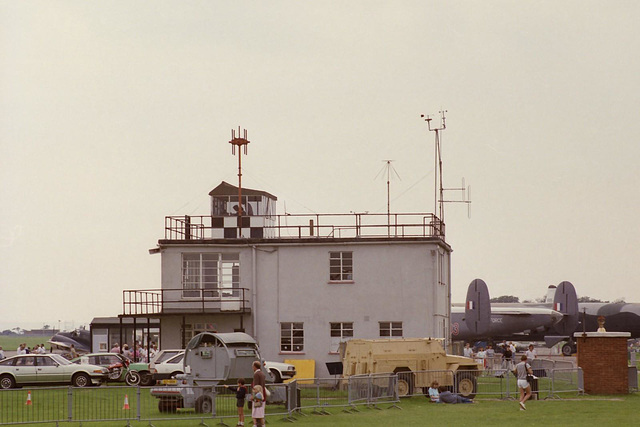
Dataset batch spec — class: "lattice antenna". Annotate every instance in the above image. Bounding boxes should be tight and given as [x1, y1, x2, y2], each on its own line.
[229, 127, 250, 217]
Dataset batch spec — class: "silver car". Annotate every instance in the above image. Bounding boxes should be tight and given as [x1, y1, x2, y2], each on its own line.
[0, 354, 108, 389]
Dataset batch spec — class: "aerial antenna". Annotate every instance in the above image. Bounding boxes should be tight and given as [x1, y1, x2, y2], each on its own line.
[420, 110, 472, 226]
[375, 160, 401, 236]
[229, 127, 250, 217]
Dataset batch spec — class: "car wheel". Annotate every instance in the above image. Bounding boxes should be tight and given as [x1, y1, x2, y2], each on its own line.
[139, 372, 156, 387]
[195, 395, 213, 414]
[455, 371, 477, 399]
[125, 371, 141, 386]
[73, 373, 91, 388]
[0, 375, 16, 389]
[270, 369, 282, 383]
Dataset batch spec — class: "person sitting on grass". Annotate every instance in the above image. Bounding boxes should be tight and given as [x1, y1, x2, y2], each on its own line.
[428, 381, 440, 403]
[437, 386, 474, 404]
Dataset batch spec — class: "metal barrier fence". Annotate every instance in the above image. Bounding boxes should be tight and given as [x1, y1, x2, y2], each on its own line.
[0, 369, 587, 425]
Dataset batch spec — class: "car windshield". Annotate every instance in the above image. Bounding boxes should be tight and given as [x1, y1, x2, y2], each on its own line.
[50, 354, 72, 365]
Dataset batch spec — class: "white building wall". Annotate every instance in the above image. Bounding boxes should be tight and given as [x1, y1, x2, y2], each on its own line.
[159, 239, 451, 377]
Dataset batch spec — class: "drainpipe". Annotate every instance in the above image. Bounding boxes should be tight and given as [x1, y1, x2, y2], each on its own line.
[252, 245, 257, 340]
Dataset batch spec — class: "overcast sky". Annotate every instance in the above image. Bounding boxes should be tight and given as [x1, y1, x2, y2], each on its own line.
[2, 1, 639, 331]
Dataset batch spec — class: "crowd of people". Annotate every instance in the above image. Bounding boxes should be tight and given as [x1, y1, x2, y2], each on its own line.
[109, 341, 158, 363]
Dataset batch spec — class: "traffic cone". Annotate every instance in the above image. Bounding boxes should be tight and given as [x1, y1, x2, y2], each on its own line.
[25, 391, 33, 406]
[122, 394, 130, 410]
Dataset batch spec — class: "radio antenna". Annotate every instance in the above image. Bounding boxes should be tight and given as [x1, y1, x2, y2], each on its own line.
[229, 127, 250, 217]
[375, 160, 401, 236]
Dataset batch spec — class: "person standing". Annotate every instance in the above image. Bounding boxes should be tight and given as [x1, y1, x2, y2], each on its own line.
[0, 346, 5, 360]
[250, 385, 265, 427]
[463, 343, 474, 358]
[224, 378, 248, 426]
[525, 344, 537, 362]
[514, 355, 534, 410]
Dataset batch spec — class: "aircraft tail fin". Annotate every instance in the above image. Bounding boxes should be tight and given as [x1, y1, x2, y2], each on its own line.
[465, 278, 491, 336]
[553, 281, 579, 335]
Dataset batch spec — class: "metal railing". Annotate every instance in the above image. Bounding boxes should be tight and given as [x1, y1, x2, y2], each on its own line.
[0, 369, 589, 425]
[163, 212, 445, 241]
[122, 287, 250, 316]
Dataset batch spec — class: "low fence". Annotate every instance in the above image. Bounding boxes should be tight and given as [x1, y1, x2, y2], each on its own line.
[0, 369, 585, 425]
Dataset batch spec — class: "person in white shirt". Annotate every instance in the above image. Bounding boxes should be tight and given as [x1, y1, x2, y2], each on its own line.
[463, 343, 474, 358]
[0, 346, 5, 360]
[17, 344, 26, 355]
[525, 344, 537, 362]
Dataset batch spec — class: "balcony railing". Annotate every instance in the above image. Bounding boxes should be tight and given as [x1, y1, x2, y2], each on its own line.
[163, 212, 445, 241]
[122, 287, 250, 316]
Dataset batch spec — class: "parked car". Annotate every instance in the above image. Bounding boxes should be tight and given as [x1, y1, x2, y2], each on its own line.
[151, 352, 185, 381]
[71, 352, 130, 382]
[0, 354, 108, 389]
[265, 361, 297, 383]
[126, 349, 185, 386]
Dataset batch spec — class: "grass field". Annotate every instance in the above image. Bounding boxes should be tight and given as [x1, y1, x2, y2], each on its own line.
[1, 388, 638, 427]
[0, 335, 53, 352]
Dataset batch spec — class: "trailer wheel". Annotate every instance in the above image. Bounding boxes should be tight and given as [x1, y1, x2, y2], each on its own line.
[455, 371, 477, 399]
[195, 395, 213, 414]
[561, 343, 574, 356]
[395, 371, 414, 397]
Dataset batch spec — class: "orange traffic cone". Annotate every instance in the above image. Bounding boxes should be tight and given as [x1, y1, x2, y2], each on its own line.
[25, 391, 33, 406]
[122, 394, 130, 410]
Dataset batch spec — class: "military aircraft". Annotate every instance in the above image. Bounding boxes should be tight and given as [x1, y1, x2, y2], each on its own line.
[452, 279, 640, 355]
[48, 329, 91, 355]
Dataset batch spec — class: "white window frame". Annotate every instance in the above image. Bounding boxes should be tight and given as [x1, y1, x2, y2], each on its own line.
[280, 322, 304, 353]
[329, 251, 353, 282]
[329, 322, 353, 353]
[181, 253, 240, 298]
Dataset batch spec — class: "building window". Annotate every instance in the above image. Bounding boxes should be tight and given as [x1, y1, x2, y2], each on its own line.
[182, 253, 239, 298]
[379, 321, 403, 337]
[329, 251, 353, 281]
[330, 322, 353, 353]
[280, 322, 304, 352]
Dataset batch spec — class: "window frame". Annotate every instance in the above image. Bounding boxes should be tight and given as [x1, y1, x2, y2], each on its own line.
[329, 322, 354, 354]
[181, 253, 240, 298]
[280, 322, 304, 353]
[379, 321, 403, 337]
[329, 251, 354, 283]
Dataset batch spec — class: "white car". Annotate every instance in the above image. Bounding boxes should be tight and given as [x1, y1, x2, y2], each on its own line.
[151, 351, 185, 381]
[265, 361, 296, 383]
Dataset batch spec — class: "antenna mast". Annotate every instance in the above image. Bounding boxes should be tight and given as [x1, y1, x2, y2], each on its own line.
[420, 111, 472, 226]
[229, 127, 250, 217]
[421, 110, 447, 222]
[375, 160, 401, 236]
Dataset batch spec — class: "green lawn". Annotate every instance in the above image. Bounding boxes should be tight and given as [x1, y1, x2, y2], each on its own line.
[1, 389, 638, 427]
[0, 335, 53, 352]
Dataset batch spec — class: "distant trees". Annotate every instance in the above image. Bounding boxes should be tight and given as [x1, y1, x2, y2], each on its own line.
[490, 295, 520, 303]
[578, 296, 625, 303]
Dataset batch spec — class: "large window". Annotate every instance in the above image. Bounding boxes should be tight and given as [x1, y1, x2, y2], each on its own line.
[330, 322, 353, 353]
[329, 251, 353, 281]
[182, 253, 239, 298]
[280, 322, 304, 352]
[379, 321, 403, 337]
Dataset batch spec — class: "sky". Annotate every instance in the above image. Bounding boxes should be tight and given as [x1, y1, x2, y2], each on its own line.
[1, 1, 639, 331]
